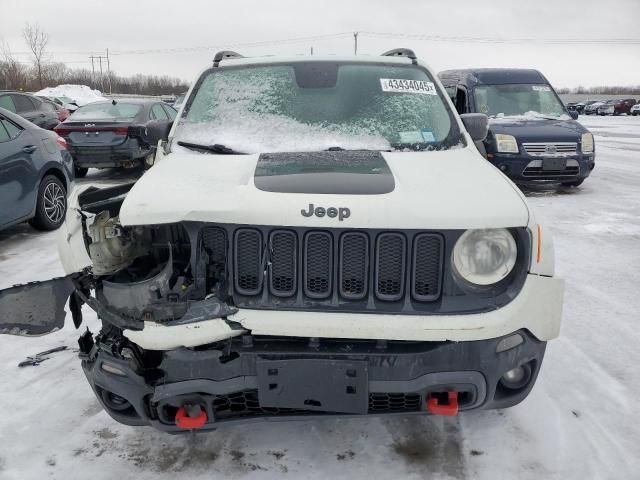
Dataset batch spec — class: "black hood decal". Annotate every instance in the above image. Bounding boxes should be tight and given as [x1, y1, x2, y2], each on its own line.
[254, 151, 395, 195]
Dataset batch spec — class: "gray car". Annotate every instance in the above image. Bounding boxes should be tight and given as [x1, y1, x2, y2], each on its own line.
[54, 99, 177, 177]
[0, 91, 59, 130]
[0, 107, 74, 231]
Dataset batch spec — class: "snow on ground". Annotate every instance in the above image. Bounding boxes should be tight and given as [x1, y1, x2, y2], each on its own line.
[34, 84, 107, 106]
[0, 116, 639, 479]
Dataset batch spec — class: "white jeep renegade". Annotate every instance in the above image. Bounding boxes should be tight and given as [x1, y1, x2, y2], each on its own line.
[0, 49, 564, 431]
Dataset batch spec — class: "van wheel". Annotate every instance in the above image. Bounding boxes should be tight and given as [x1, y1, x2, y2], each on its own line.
[74, 165, 88, 178]
[561, 179, 584, 187]
[29, 175, 67, 231]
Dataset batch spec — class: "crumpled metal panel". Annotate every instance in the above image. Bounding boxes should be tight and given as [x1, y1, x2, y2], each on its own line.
[0, 276, 75, 336]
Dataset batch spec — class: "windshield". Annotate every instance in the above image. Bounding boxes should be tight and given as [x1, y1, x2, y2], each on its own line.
[72, 102, 142, 120]
[173, 62, 463, 153]
[474, 84, 567, 119]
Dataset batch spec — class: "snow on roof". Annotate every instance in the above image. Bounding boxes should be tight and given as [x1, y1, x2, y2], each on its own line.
[34, 84, 106, 106]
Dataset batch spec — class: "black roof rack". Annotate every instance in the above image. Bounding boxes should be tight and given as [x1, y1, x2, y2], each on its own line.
[381, 48, 417, 64]
[213, 50, 244, 67]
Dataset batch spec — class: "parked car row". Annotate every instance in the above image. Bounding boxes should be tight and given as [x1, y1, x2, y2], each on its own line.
[581, 98, 638, 115]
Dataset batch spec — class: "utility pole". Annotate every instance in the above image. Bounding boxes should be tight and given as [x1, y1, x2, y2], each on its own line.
[90, 56, 96, 89]
[98, 56, 104, 92]
[106, 48, 112, 95]
[354, 32, 358, 55]
[310, 46, 314, 56]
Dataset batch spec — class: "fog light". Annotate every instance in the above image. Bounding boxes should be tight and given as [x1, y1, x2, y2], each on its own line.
[504, 366, 525, 383]
[500, 363, 532, 390]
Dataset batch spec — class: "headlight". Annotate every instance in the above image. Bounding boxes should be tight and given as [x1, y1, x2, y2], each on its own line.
[495, 134, 519, 153]
[581, 133, 594, 153]
[452, 229, 517, 286]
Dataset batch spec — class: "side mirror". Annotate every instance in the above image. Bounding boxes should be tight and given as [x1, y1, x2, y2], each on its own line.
[459, 113, 489, 142]
[569, 110, 579, 120]
[145, 120, 173, 145]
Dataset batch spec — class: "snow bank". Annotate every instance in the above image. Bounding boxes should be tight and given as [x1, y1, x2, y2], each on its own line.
[35, 84, 107, 106]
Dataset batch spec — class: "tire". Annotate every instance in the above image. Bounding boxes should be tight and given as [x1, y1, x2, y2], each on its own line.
[74, 165, 88, 178]
[29, 175, 67, 231]
[561, 179, 584, 188]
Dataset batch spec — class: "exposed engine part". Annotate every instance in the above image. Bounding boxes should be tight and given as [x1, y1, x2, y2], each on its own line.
[100, 250, 175, 319]
[87, 211, 151, 275]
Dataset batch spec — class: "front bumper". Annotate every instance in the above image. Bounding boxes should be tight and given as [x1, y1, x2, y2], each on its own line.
[488, 152, 595, 183]
[82, 329, 547, 432]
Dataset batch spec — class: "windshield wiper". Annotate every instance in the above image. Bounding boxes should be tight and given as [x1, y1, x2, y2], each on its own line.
[177, 141, 244, 154]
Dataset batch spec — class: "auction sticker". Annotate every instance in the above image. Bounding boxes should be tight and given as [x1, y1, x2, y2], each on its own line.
[381, 78, 437, 95]
[531, 85, 551, 92]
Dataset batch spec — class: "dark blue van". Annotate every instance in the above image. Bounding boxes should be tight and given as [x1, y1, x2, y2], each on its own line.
[438, 69, 595, 186]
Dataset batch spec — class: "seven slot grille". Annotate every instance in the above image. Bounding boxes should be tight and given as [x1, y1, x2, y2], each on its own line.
[218, 227, 444, 303]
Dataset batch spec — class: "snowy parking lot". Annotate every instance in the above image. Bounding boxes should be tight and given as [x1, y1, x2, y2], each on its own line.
[0, 115, 638, 480]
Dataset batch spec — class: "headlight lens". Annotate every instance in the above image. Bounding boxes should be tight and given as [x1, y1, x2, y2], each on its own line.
[452, 229, 517, 286]
[495, 134, 519, 153]
[581, 133, 594, 153]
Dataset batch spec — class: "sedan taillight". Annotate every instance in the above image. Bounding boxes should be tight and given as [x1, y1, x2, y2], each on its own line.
[56, 136, 68, 149]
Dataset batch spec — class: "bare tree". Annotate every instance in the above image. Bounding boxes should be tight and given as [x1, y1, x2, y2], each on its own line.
[22, 23, 49, 89]
[0, 39, 28, 90]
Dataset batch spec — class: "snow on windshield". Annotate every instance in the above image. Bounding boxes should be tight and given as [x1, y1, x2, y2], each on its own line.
[174, 64, 455, 153]
[490, 111, 571, 123]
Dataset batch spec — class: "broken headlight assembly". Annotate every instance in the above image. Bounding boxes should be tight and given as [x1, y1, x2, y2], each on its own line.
[451, 228, 518, 289]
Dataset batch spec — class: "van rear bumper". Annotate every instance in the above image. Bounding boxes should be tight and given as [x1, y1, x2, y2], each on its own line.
[82, 329, 546, 432]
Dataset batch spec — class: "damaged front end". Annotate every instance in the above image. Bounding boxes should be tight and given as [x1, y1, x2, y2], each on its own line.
[0, 182, 242, 347]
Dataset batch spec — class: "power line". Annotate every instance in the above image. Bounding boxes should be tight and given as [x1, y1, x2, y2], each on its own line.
[359, 31, 640, 45]
[6, 31, 639, 61]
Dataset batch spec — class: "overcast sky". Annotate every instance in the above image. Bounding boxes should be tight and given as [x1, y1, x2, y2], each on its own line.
[1, 0, 639, 89]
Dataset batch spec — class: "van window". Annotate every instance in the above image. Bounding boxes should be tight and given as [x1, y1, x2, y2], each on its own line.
[474, 84, 566, 118]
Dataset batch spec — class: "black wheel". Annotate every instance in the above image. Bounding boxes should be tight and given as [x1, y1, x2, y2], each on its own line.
[29, 175, 67, 230]
[74, 165, 88, 178]
[561, 179, 584, 187]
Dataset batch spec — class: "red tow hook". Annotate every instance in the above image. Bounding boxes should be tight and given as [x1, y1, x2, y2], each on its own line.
[175, 404, 208, 429]
[427, 391, 459, 416]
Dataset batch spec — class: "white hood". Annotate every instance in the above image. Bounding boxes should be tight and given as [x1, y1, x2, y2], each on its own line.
[119, 146, 529, 230]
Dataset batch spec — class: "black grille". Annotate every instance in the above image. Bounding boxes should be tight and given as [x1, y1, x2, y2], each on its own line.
[201, 227, 227, 263]
[412, 234, 443, 301]
[375, 233, 406, 301]
[205, 225, 448, 312]
[339, 233, 369, 299]
[234, 229, 263, 295]
[368, 392, 422, 412]
[269, 230, 297, 297]
[211, 389, 422, 419]
[304, 232, 333, 299]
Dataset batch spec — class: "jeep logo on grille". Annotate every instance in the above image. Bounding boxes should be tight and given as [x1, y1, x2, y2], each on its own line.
[301, 203, 350, 221]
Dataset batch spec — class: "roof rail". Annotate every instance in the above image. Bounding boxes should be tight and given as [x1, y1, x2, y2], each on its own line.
[381, 48, 417, 65]
[213, 50, 244, 67]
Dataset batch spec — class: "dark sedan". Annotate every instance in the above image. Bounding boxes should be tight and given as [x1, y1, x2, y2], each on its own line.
[54, 99, 176, 177]
[0, 91, 59, 130]
[0, 107, 73, 231]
